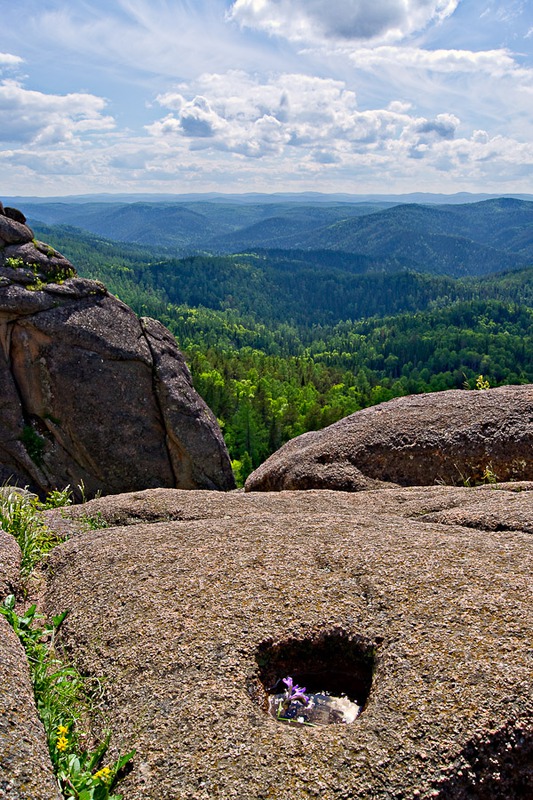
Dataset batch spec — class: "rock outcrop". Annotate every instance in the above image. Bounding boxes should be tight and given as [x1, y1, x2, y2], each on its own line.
[32, 484, 532, 800]
[0, 204, 235, 496]
[245, 384, 533, 492]
[0, 202, 76, 283]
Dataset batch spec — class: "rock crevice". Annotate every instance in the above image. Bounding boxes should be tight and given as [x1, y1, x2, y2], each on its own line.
[139, 317, 181, 489]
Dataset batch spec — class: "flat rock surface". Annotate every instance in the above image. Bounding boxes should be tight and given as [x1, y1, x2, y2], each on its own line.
[42, 485, 533, 799]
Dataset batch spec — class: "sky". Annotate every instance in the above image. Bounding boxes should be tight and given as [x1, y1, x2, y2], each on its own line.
[1, 0, 532, 197]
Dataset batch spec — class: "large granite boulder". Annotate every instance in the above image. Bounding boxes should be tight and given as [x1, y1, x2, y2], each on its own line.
[37, 484, 532, 800]
[245, 384, 533, 492]
[0, 206, 235, 496]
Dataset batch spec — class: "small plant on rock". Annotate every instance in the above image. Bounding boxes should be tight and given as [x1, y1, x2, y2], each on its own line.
[21, 424, 46, 466]
[475, 374, 491, 390]
[4, 256, 26, 269]
[1, 595, 135, 800]
[277, 676, 309, 718]
[43, 486, 73, 509]
[0, 487, 65, 577]
[481, 463, 499, 484]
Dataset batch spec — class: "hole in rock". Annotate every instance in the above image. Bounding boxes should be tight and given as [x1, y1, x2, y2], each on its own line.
[255, 629, 379, 727]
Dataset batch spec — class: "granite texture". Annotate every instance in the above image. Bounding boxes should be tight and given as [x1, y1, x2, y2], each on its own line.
[39, 485, 532, 800]
[245, 385, 533, 492]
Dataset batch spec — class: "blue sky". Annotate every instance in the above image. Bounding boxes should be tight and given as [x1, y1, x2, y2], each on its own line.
[1, 0, 532, 196]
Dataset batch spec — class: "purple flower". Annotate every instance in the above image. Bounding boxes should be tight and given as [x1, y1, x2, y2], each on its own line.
[282, 676, 309, 706]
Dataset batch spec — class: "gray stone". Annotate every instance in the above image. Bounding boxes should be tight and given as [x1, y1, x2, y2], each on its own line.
[245, 385, 533, 492]
[1, 241, 75, 278]
[0, 204, 75, 281]
[0, 267, 234, 497]
[3, 208, 27, 225]
[0, 216, 34, 246]
[41, 485, 532, 800]
[141, 317, 233, 489]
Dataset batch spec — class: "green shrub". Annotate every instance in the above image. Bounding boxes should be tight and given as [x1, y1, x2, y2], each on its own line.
[21, 425, 46, 466]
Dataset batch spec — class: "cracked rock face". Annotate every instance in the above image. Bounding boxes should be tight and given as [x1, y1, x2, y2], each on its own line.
[245, 384, 533, 491]
[0, 208, 234, 496]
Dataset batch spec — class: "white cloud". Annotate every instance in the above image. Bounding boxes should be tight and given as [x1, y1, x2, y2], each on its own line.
[414, 113, 460, 140]
[347, 45, 532, 78]
[4, 116, 533, 197]
[138, 68, 533, 193]
[228, 0, 460, 44]
[0, 52, 23, 68]
[0, 80, 115, 146]
[1, 2, 532, 196]
[148, 72, 363, 158]
[147, 71, 467, 162]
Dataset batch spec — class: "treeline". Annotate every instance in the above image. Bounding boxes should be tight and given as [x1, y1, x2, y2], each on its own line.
[35, 225, 533, 483]
[177, 300, 532, 482]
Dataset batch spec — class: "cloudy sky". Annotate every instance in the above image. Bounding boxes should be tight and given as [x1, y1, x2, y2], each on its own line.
[1, 0, 532, 196]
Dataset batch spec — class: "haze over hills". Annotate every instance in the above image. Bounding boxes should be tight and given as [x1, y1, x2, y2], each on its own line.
[23, 196, 533, 278]
[22, 200, 385, 252]
[5, 191, 533, 205]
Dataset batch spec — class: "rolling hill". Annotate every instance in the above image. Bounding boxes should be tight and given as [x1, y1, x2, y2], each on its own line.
[27, 218, 533, 481]
[24, 197, 533, 278]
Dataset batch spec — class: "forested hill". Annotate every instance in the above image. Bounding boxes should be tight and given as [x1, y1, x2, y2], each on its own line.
[24, 200, 386, 252]
[33, 221, 533, 483]
[33, 225, 533, 329]
[26, 197, 533, 277]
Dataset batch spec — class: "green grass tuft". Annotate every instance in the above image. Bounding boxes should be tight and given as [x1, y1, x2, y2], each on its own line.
[0, 488, 66, 577]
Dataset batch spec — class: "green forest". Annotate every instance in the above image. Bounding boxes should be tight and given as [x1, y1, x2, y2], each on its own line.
[34, 223, 533, 484]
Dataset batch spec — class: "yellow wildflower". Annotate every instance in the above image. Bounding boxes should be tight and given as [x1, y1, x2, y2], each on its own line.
[57, 725, 69, 735]
[93, 765, 112, 783]
[56, 736, 69, 752]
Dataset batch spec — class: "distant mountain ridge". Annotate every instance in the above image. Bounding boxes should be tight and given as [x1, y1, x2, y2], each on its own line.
[5, 191, 533, 204]
[24, 196, 533, 278]
[268, 198, 533, 277]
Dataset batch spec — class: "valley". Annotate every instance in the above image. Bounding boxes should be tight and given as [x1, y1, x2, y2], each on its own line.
[26, 195, 533, 483]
